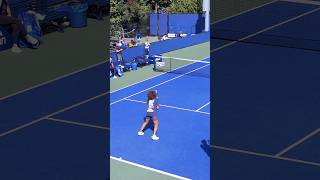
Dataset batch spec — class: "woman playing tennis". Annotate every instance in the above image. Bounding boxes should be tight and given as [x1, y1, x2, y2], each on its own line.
[138, 90, 160, 141]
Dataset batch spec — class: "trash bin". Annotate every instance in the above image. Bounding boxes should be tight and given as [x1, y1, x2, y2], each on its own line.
[68, 3, 88, 28]
[131, 63, 137, 70]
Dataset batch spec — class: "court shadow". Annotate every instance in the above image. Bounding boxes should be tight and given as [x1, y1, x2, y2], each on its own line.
[200, 139, 211, 157]
[142, 118, 155, 133]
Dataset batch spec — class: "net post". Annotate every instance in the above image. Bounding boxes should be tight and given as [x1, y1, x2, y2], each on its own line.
[170, 57, 172, 72]
[203, 0, 210, 32]
[153, 57, 156, 71]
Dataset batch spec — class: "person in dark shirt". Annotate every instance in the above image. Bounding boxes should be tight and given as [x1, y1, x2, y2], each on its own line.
[110, 57, 117, 79]
[0, 0, 38, 53]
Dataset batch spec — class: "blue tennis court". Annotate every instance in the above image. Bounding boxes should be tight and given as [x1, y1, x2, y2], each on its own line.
[212, 0, 320, 179]
[110, 57, 211, 179]
[0, 62, 109, 179]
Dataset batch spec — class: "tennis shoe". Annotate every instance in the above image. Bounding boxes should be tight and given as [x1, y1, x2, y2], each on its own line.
[11, 46, 22, 53]
[151, 134, 159, 141]
[138, 131, 144, 136]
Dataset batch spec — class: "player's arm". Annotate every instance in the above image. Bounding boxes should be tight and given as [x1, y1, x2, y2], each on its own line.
[155, 90, 160, 109]
[155, 99, 160, 109]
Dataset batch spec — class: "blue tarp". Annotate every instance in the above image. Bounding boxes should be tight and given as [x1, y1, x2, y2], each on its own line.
[150, 13, 206, 35]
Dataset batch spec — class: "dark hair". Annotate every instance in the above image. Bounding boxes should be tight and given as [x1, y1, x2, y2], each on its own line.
[147, 91, 157, 101]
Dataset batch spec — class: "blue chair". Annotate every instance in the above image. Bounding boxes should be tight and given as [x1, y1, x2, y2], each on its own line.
[35, 0, 70, 32]
[112, 51, 132, 72]
[135, 55, 148, 67]
[122, 57, 134, 71]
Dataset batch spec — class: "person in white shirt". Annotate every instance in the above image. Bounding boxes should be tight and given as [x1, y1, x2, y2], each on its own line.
[138, 90, 160, 140]
[144, 38, 150, 55]
[161, 34, 168, 41]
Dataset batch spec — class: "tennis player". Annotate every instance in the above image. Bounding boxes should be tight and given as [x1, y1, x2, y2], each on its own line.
[138, 90, 160, 141]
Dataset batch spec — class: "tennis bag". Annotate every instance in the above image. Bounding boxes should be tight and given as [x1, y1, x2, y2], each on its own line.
[18, 11, 43, 49]
[116, 65, 124, 77]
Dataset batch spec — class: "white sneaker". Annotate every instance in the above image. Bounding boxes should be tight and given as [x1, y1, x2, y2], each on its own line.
[151, 134, 159, 141]
[138, 131, 144, 136]
[25, 34, 39, 45]
[11, 46, 22, 53]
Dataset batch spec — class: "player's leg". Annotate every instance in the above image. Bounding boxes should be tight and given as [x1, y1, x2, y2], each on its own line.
[151, 116, 159, 140]
[138, 116, 150, 136]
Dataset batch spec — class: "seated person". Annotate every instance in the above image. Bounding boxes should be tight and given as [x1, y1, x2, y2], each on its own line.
[178, 31, 187, 38]
[0, 0, 39, 53]
[128, 39, 136, 48]
[161, 34, 168, 41]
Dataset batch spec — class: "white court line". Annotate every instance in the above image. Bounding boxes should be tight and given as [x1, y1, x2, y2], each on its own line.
[281, 0, 320, 5]
[195, 102, 210, 112]
[213, 145, 320, 167]
[47, 117, 109, 130]
[0, 92, 107, 138]
[110, 64, 210, 106]
[110, 156, 192, 180]
[110, 56, 210, 94]
[0, 61, 107, 101]
[275, 128, 320, 157]
[211, 7, 320, 53]
[124, 98, 210, 115]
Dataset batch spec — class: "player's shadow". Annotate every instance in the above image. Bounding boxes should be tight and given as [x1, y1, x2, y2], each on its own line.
[200, 139, 211, 157]
[142, 118, 155, 132]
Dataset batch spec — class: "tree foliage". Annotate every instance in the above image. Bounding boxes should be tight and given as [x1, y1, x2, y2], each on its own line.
[110, 0, 149, 37]
[110, 0, 125, 36]
[168, 0, 203, 14]
[146, 0, 172, 12]
[110, 0, 204, 37]
[123, 0, 149, 29]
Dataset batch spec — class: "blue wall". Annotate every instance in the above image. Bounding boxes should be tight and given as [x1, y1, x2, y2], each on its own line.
[150, 14, 168, 36]
[0, 26, 13, 51]
[150, 13, 205, 36]
[112, 32, 209, 64]
[149, 32, 209, 56]
[122, 45, 145, 62]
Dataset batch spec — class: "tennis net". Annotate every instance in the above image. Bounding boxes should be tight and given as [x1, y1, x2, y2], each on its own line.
[212, 26, 320, 51]
[153, 56, 210, 78]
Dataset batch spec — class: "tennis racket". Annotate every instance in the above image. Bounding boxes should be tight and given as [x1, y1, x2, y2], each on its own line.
[155, 90, 160, 109]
